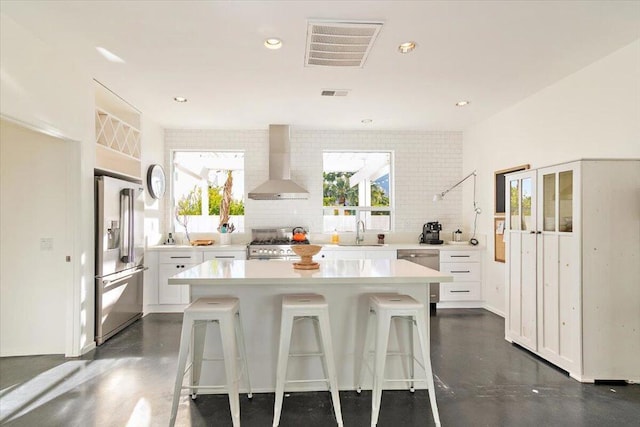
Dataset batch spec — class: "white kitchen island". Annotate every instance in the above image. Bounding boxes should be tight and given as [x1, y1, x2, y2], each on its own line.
[169, 259, 453, 393]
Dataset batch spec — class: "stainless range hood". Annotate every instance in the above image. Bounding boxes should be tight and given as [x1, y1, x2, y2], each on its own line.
[248, 125, 309, 200]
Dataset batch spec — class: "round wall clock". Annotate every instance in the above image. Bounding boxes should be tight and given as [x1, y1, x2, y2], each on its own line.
[147, 164, 166, 199]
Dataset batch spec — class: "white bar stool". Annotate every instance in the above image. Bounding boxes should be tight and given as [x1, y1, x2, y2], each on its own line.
[273, 294, 343, 427]
[170, 297, 252, 427]
[356, 294, 440, 427]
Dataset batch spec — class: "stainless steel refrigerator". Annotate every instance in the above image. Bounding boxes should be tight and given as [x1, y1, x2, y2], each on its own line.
[95, 175, 145, 345]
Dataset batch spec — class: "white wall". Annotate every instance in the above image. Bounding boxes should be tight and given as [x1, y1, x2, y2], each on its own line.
[141, 116, 165, 246]
[1, 13, 95, 356]
[463, 39, 640, 316]
[164, 129, 465, 241]
[1, 14, 168, 355]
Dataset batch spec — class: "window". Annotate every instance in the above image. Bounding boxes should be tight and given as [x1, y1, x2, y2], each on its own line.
[172, 151, 244, 235]
[322, 151, 392, 232]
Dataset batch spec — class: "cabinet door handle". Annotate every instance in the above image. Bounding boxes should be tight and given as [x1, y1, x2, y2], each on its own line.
[451, 290, 470, 293]
[214, 256, 235, 259]
[450, 255, 470, 258]
[451, 270, 470, 273]
[170, 256, 192, 259]
[530, 231, 536, 234]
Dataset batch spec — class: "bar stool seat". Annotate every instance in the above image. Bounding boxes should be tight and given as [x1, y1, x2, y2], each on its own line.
[357, 293, 440, 427]
[170, 297, 252, 427]
[273, 294, 343, 427]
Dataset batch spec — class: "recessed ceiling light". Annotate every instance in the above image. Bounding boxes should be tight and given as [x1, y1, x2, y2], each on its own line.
[264, 38, 283, 50]
[398, 41, 417, 54]
[174, 97, 188, 103]
[361, 119, 373, 124]
[455, 100, 470, 107]
[96, 46, 125, 63]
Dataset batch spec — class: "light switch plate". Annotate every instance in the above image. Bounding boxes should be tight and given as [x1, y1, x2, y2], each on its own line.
[40, 238, 53, 251]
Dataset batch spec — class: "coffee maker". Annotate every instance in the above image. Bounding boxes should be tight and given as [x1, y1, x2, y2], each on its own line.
[420, 221, 443, 245]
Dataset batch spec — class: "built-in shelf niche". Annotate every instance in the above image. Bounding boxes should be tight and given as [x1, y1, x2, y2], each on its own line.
[94, 80, 142, 179]
[95, 108, 141, 158]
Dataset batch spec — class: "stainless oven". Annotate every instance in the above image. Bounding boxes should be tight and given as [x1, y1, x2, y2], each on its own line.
[247, 245, 297, 260]
[247, 227, 309, 260]
[397, 249, 440, 311]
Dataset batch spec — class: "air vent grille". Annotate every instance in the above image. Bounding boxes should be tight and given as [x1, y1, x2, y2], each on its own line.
[305, 20, 383, 68]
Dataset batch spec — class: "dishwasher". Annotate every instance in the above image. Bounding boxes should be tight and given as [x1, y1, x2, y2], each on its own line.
[397, 249, 440, 313]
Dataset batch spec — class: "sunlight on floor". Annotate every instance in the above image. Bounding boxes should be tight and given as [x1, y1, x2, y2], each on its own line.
[125, 397, 151, 427]
[0, 358, 134, 423]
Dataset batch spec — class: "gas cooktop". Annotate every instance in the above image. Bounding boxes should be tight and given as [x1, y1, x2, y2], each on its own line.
[250, 238, 309, 245]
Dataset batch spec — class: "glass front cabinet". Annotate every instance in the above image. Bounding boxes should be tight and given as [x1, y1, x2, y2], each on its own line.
[504, 159, 640, 383]
[505, 161, 581, 373]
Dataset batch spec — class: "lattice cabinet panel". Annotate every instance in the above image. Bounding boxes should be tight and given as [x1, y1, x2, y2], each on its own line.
[95, 108, 141, 160]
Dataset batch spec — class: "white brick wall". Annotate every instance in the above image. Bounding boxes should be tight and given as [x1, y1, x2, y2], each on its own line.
[164, 128, 463, 238]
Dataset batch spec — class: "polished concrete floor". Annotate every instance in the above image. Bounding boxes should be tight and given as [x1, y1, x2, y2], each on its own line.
[1, 309, 639, 426]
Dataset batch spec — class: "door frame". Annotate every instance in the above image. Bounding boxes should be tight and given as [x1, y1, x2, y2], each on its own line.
[1, 114, 83, 357]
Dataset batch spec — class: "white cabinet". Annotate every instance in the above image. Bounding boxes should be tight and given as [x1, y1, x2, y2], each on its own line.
[505, 159, 640, 382]
[146, 247, 247, 313]
[439, 250, 482, 302]
[158, 251, 203, 305]
[505, 167, 540, 352]
[94, 81, 142, 179]
[202, 250, 246, 261]
[318, 248, 396, 260]
[365, 249, 397, 260]
[319, 249, 364, 260]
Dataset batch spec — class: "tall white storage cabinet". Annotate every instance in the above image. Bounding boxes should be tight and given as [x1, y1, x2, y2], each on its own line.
[505, 159, 639, 382]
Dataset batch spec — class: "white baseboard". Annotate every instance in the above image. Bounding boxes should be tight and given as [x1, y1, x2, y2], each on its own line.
[482, 304, 505, 318]
[436, 301, 483, 309]
[145, 304, 187, 314]
[77, 342, 96, 356]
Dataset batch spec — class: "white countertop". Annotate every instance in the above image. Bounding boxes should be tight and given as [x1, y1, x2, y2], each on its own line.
[322, 242, 482, 251]
[169, 259, 453, 286]
[148, 244, 248, 251]
[148, 242, 482, 251]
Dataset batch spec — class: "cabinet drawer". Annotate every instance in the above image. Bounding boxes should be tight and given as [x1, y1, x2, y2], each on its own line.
[439, 262, 481, 281]
[203, 251, 246, 261]
[440, 251, 480, 263]
[440, 282, 481, 301]
[159, 251, 203, 264]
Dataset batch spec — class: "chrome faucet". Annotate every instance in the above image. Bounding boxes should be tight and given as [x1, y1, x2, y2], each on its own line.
[356, 220, 365, 245]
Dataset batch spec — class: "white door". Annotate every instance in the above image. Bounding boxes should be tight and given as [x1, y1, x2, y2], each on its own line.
[536, 163, 580, 370]
[505, 170, 538, 351]
[0, 119, 74, 356]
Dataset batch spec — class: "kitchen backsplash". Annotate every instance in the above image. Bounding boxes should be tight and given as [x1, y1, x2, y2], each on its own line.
[164, 128, 463, 238]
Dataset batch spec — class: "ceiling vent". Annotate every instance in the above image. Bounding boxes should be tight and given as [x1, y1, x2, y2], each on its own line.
[305, 20, 383, 68]
[321, 89, 350, 97]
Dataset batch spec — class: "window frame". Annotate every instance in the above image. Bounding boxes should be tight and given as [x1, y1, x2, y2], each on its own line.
[170, 149, 245, 233]
[322, 150, 394, 232]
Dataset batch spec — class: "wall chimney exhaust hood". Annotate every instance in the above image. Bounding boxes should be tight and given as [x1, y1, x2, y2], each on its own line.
[248, 125, 309, 200]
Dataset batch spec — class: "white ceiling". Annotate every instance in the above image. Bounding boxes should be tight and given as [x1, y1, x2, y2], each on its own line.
[2, 1, 639, 131]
